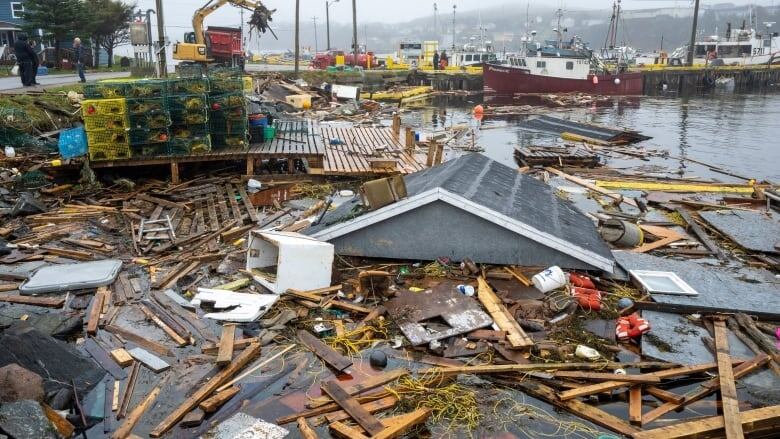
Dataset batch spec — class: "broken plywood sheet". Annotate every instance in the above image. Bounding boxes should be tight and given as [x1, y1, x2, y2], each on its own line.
[641, 311, 779, 402]
[385, 282, 493, 346]
[699, 210, 780, 254]
[612, 251, 780, 317]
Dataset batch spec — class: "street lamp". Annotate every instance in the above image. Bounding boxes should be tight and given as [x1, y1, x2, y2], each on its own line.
[326, 0, 339, 51]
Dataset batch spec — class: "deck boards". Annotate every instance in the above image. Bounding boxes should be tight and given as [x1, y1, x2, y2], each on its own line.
[89, 120, 424, 177]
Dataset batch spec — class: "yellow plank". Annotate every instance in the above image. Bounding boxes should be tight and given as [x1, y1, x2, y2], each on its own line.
[595, 180, 756, 193]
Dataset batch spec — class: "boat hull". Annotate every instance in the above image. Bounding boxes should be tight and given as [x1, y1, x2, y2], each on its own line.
[484, 63, 644, 95]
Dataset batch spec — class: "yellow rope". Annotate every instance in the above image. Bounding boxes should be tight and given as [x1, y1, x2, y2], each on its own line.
[324, 322, 389, 356]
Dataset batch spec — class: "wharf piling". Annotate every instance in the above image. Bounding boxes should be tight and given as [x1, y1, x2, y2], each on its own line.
[642, 66, 780, 95]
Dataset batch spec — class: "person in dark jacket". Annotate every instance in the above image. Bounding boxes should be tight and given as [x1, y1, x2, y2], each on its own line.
[13, 33, 37, 86]
[73, 37, 86, 83]
[432, 50, 439, 70]
[29, 39, 40, 85]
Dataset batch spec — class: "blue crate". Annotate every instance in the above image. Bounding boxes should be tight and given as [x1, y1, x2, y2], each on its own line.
[58, 126, 88, 158]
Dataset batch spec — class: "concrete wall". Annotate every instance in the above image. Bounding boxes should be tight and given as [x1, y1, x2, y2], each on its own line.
[328, 200, 595, 270]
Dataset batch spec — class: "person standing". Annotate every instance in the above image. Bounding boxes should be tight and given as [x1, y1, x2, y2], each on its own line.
[432, 50, 439, 71]
[13, 33, 37, 86]
[440, 50, 448, 69]
[29, 39, 40, 85]
[73, 37, 86, 83]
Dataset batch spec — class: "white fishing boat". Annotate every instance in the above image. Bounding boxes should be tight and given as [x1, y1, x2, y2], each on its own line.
[673, 21, 780, 66]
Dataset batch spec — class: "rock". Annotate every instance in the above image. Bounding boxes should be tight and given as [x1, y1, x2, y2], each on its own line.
[11, 192, 47, 217]
[369, 350, 388, 368]
[0, 400, 58, 439]
[0, 363, 45, 403]
[48, 388, 74, 410]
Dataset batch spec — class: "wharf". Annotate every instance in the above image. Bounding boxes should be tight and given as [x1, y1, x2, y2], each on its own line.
[641, 64, 780, 95]
[89, 120, 425, 182]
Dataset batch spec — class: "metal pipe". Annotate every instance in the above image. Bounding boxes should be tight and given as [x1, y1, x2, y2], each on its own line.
[687, 0, 700, 66]
[294, 0, 300, 75]
[155, 0, 167, 77]
[352, 0, 357, 66]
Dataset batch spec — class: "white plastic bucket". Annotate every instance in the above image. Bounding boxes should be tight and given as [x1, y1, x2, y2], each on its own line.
[532, 266, 567, 293]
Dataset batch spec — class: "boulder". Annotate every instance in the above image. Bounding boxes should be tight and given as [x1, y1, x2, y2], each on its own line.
[0, 363, 45, 403]
[0, 400, 57, 439]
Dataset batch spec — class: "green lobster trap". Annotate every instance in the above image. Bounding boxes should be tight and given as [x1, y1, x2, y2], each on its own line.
[128, 128, 169, 145]
[82, 98, 127, 116]
[83, 113, 129, 131]
[208, 92, 245, 110]
[83, 82, 129, 99]
[169, 136, 212, 155]
[126, 79, 168, 98]
[169, 78, 210, 95]
[126, 98, 167, 115]
[86, 128, 129, 147]
[131, 143, 170, 158]
[129, 110, 172, 129]
[210, 133, 248, 150]
[209, 77, 244, 94]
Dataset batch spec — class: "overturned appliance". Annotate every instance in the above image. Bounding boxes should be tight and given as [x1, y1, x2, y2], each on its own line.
[246, 231, 334, 294]
[193, 288, 279, 322]
[306, 153, 614, 272]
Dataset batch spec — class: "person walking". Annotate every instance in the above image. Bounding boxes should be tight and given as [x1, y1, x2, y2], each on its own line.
[440, 50, 448, 69]
[432, 50, 440, 71]
[13, 33, 37, 87]
[73, 37, 86, 83]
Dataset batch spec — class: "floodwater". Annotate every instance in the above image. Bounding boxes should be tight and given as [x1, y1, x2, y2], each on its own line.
[403, 93, 780, 182]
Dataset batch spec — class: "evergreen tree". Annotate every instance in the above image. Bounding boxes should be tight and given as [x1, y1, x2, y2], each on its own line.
[22, 0, 85, 68]
[86, 0, 135, 67]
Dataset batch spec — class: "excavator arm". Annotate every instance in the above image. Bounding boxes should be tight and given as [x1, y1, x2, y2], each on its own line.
[192, 0, 275, 45]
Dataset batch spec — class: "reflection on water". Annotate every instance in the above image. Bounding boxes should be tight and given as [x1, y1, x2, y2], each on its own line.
[402, 93, 780, 181]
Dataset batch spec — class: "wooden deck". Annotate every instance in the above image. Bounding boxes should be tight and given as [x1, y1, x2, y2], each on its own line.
[318, 125, 425, 175]
[88, 119, 425, 180]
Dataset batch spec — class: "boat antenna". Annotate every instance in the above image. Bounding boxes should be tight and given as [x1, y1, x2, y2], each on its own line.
[452, 4, 457, 50]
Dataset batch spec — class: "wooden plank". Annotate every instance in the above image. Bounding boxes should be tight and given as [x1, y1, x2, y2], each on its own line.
[0, 294, 64, 307]
[642, 354, 769, 425]
[117, 361, 140, 420]
[42, 403, 75, 438]
[127, 347, 170, 373]
[104, 325, 173, 357]
[137, 194, 188, 211]
[206, 194, 219, 231]
[297, 417, 319, 439]
[308, 369, 408, 408]
[201, 336, 264, 354]
[111, 348, 134, 367]
[323, 395, 399, 423]
[215, 186, 231, 223]
[198, 385, 240, 413]
[150, 343, 262, 437]
[179, 408, 205, 427]
[321, 380, 385, 436]
[237, 185, 259, 222]
[713, 319, 745, 439]
[329, 420, 369, 439]
[216, 324, 237, 367]
[544, 166, 639, 208]
[476, 277, 533, 349]
[558, 362, 729, 401]
[112, 380, 120, 411]
[629, 386, 642, 426]
[297, 330, 353, 372]
[553, 371, 662, 383]
[633, 404, 780, 439]
[633, 225, 685, 253]
[138, 303, 188, 346]
[111, 386, 160, 439]
[86, 287, 107, 335]
[644, 386, 684, 404]
[419, 361, 678, 377]
[225, 184, 243, 221]
[373, 408, 431, 439]
[83, 338, 128, 380]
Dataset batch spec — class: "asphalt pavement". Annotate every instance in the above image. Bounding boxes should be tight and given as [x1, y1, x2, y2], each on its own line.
[0, 71, 131, 92]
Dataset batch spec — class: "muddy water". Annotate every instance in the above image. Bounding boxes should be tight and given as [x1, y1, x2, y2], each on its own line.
[401, 93, 780, 182]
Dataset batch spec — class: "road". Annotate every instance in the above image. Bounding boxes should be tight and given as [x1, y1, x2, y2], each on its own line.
[0, 71, 131, 92]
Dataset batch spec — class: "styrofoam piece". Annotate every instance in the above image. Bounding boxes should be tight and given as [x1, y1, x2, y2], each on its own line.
[192, 288, 279, 322]
[207, 412, 288, 439]
[19, 259, 122, 294]
[246, 231, 334, 295]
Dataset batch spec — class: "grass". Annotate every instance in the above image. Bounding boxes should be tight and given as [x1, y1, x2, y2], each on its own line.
[0, 90, 82, 133]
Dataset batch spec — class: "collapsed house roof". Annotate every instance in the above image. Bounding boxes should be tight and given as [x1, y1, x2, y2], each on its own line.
[307, 153, 614, 272]
[518, 115, 651, 144]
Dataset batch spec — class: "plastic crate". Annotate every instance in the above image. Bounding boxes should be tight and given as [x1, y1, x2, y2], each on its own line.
[88, 143, 132, 161]
[211, 133, 248, 150]
[129, 128, 169, 145]
[131, 143, 169, 158]
[129, 110, 171, 129]
[169, 78, 210, 95]
[126, 98, 167, 115]
[127, 79, 168, 98]
[58, 126, 87, 158]
[83, 113, 129, 131]
[209, 77, 243, 94]
[169, 136, 212, 155]
[86, 129, 129, 147]
[83, 82, 129, 99]
[82, 98, 127, 116]
[208, 92, 245, 110]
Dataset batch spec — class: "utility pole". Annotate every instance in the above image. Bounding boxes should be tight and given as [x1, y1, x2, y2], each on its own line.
[433, 2, 438, 38]
[352, 0, 358, 67]
[312, 17, 318, 53]
[146, 9, 155, 67]
[295, 0, 300, 75]
[452, 4, 456, 50]
[154, 0, 166, 77]
[326, 0, 339, 51]
[686, 0, 700, 66]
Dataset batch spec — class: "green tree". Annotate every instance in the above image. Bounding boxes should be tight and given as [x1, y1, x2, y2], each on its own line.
[22, 0, 85, 68]
[86, 0, 135, 67]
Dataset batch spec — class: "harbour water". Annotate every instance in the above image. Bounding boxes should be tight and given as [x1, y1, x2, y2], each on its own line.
[405, 93, 780, 182]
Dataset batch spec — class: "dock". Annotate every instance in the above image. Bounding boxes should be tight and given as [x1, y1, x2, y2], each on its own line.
[89, 119, 426, 182]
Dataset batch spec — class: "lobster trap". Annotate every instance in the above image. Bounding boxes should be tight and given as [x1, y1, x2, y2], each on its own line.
[126, 98, 167, 115]
[126, 79, 168, 98]
[83, 113, 129, 131]
[208, 92, 245, 110]
[129, 110, 172, 129]
[82, 99, 127, 116]
[169, 78, 210, 95]
[131, 143, 170, 158]
[128, 128, 169, 145]
[83, 82, 129, 99]
[88, 142, 132, 161]
[86, 128, 129, 147]
[169, 135, 212, 155]
[209, 77, 244, 94]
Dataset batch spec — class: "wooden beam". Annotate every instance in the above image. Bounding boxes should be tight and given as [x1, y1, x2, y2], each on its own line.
[111, 386, 161, 439]
[138, 304, 188, 346]
[307, 369, 408, 408]
[632, 404, 780, 439]
[373, 408, 431, 439]
[713, 319, 745, 439]
[216, 344, 295, 392]
[559, 362, 731, 401]
[297, 417, 319, 439]
[419, 361, 678, 377]
[216, 324, 237, 367]
[117, 361, 140, 420]
[149, 343, 262, 437]
[323, 395, 399, 423]
[632, 225, 685, 253]
[329, 421, 369, 439]
[198, 385, 240, 413]
[298, 330, 353, 372]
[553, 371, 662, 384]
[644, 386, 684, 405]
[0, 294, 64, 307]
[201, 336, 263, 354]
[476, 277, 533, 349]
[642, 354, 769, 425]
[544, 166, 639, 208]
[110, 348, 133, 367]
[321, 380, 385, 436]
[104, 325, 173, 357]
[629, 386, 642, 426]
[86, 287, 107, 335]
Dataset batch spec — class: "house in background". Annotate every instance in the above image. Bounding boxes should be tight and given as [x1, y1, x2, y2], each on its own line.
[0, 0, 25, 59]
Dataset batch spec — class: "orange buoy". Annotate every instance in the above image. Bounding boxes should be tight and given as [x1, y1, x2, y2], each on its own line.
[473, 104, 484, 115]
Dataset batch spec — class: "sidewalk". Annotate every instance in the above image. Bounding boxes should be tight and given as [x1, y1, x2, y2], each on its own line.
[0, 71, 131, 91]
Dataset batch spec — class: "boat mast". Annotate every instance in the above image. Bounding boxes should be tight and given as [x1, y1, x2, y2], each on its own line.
[452, 4, 457, 50]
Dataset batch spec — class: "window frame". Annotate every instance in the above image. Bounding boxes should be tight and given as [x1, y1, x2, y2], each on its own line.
[629, 270, 699, 296]
[10, 2, 23, 19]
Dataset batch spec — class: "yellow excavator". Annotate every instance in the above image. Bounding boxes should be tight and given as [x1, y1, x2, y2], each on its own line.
[172, 0, 276, 65]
